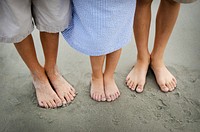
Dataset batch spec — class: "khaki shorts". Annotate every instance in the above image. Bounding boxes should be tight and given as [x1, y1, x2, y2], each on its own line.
[174, 0, 197, 3]
[0, 0, 71, 43]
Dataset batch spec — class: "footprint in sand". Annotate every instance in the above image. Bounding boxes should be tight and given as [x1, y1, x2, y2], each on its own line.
[156, 99, 168, 110]
[173, 92, 181, 99]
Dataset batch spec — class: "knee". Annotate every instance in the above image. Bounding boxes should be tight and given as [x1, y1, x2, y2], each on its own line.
[137, 0, 153, 6]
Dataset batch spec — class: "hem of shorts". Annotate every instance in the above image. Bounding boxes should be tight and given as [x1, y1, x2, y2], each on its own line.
[64, 37, 131, 56]
[173, 0, 197, 3]
[0, 27, 34, 43]
[36, 24, 69, 33]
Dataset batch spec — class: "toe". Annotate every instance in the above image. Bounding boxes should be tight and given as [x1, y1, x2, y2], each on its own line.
[166, 82, 171, 90]
[117, 91, 120, 96]
[129, 81, 134, 89]
[94, 94, 98, 101]
[93, 94, 97, 101]
[50, 100, 57, 108]
[47, 102, 53, 109]
[65, 94, 72, 103]
[67, 93, 74, 101]
[63, 100, 67, 106]
[96, 95, 100, 101]
[69, 90, 76, 97]
[115, 93, 119, 99]
[136, 85, 144, 93]
[171, 80, 177, 88]
[54, 98, 62, 107]
[101, 95, 106, 101]
[43, 102, 49, 109]
[91, 93, 95, 100]
[127, 80, 132, 87]
[98, 95, 102, 102]
[38, 101, 44, 108]
[160, 84, 169, 92]
[111, 95, 116, 101]
[126, 76, 130, 82]
[59, 95, 67, 106]
[131, 83, 136, 91]
[90, 92, 93, 98]
[172, 77, 177, 84]
[168, 82, 174, 91]
[70, 87, 76, 93]
[96, 95, 100, 102]
[169, 82, 175, 91]
[106, 95, 112, 102]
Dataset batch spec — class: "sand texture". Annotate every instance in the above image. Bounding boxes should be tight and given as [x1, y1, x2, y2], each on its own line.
[0, 1, 200, 132]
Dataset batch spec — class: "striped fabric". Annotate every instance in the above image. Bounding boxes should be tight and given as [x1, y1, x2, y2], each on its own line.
[62, 0, 136, 56]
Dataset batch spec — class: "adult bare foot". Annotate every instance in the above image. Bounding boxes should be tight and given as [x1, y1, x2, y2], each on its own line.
[45, 66, 76, 106]
[151, 59, 177, 92]
[126, 55, 150, 93]
[90, 75, 106, 102]
[104, 76, 120, 102]
[32, 68, 62, 109]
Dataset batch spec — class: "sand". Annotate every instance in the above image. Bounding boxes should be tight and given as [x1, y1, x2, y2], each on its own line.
[0, 1, 200, 132]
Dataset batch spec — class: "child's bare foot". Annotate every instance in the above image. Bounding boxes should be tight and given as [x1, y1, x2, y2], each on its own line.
[90, 75, 106, 102]
[151, 59, 177, 92]
[126, 55, 150, 93]
[32, 68, 62, 109]
[104, 76, 120, 102]
[45, 66, 76, 106]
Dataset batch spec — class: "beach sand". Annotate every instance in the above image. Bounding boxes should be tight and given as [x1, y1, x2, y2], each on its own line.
[0, 1, 200, 132]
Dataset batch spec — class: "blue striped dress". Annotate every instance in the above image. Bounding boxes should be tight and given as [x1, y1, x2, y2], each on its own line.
[62, 0, 136, 56]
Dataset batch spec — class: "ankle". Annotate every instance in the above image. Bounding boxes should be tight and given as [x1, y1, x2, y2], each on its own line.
[137, 53, 150, 63]
[45, 65, 59, 76]
[150, 56, 165, 69]
[31, 68, 47, 83]
[150, 52, 164, 62]
[92, 73, 103, 80]
[103, 74, 114, 81]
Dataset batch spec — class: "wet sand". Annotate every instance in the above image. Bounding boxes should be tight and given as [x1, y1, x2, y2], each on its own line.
[0, 1, 200, 132]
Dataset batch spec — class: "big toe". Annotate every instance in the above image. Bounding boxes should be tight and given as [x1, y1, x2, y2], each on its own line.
[97, 95, 101, 102]
[59, 96, 67, 106]
[136, 85, 144, 93]
[101, 94, 106, 101]
[106, 95, 112, 102]
[54, 97, 62, 107]
[160, 84, 169, 92]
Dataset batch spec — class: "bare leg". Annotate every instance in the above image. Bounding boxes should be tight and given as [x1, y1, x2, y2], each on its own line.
[151, 0, 180, 92]
[90, 55, 106, 101]
[40, 32, 76, 105]
[104, 49, 121, 101]
[126, 0, 152, 93]
[15, 34, 62, 109]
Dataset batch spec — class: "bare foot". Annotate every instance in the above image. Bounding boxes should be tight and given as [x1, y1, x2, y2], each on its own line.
[151, 59, 177, 92]
[90, 75, 106, 102]
[104, 76, 120, 102]
[126, 56, 150, 93]
[32, 68, 62, 109]
[45, 66, 76, 106]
